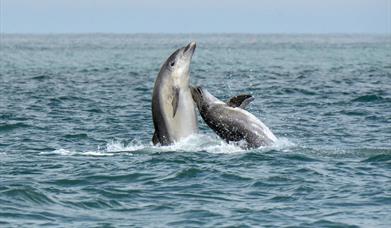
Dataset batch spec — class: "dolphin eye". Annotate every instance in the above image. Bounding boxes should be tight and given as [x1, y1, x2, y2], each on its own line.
[170, 61, 175, 67]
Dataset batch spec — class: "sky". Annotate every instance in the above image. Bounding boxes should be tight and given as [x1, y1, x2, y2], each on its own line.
[1, 0, 390, 34]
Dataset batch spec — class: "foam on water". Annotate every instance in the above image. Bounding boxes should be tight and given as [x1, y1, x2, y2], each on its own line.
[44, 134, 296, 156]
[156, 134, 246, 153]
[41, 148, 119, 156]
[105, 139, 145, 152]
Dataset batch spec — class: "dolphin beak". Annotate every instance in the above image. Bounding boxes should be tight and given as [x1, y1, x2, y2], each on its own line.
[183, 41, 196, 54]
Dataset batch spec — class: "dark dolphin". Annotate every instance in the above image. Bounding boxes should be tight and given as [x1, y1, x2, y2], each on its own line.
[191, 86, 277, 148]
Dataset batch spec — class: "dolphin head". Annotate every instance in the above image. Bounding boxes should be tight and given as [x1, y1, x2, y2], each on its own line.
[190, 86, 220, 112]
[159, 41, 196, 86]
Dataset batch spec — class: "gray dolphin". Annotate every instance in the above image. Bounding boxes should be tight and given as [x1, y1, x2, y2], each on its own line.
[191, 86, 277, 148]
[152, 42, 198, 145]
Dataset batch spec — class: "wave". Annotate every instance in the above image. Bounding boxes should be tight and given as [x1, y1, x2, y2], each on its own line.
[362, 153, 391, 162]
[0, 123, 31, 132]
[352, 94, 388, 102]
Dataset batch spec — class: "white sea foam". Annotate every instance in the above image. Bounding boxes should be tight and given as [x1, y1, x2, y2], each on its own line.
[271, 137, 296, 151]
[45, 134, 294, 156]
[154, 134, 245, 154]
[106, 139, 145, 152]
[41, 148, 117, 156]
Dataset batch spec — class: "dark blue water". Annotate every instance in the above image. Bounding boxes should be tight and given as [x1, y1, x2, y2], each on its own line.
[0, 34, 390, 227]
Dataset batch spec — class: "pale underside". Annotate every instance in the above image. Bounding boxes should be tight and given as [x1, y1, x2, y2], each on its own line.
[159, 78, 198, 143]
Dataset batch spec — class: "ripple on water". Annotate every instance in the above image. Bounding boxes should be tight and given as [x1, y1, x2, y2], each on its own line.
[0, 123, 31, 132]
[1, 186, 56, 206]
[362, 154, 391, 163]
[351, 94, 387, 102]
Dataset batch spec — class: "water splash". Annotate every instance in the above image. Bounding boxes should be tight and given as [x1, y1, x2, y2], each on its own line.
[105, 139, 144, 152]
[155, 134, 245, 154]
[43, 134, 295, 156]
[271, 137, 296, 151]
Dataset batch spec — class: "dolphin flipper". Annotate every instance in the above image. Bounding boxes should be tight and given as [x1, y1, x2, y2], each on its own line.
[152, 131, 159, 145]
[227, 94, 254, 109]
[172, 87, 180, 117]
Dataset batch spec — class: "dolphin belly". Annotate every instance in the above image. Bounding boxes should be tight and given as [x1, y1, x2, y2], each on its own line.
[228, 108, 277, 148]
[162, 89, 198, 142]
[152, 82, 198, 145]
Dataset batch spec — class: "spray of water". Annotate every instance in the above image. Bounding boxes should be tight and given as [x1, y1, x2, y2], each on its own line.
[44, 134, 294, 156]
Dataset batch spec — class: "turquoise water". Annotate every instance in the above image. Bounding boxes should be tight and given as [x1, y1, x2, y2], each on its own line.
[0, 34, 390, 227]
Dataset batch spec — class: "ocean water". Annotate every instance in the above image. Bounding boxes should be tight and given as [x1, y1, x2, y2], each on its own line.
[0, 34, 390, 227]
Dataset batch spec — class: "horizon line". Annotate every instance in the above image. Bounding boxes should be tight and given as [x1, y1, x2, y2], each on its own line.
[1, 32, 390, 36]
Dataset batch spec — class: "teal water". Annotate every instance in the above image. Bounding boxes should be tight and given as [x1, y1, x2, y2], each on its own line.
[0, 34, 390, 227]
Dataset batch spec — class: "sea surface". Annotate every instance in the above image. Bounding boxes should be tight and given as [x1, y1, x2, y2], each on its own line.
[0, 34, 390, 227]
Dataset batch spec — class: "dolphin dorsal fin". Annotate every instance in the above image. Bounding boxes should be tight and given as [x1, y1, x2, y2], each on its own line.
[226, 94, 254, 109]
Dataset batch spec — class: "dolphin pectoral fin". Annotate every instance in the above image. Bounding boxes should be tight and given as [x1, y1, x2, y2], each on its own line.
[226, 94, 254, 109]
[172, 87, 180, 117]
[152, 131, 159, 145]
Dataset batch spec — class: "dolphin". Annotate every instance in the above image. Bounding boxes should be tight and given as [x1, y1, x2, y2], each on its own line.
[151, 42, 198, 145]
[190, 86, 277, 148]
